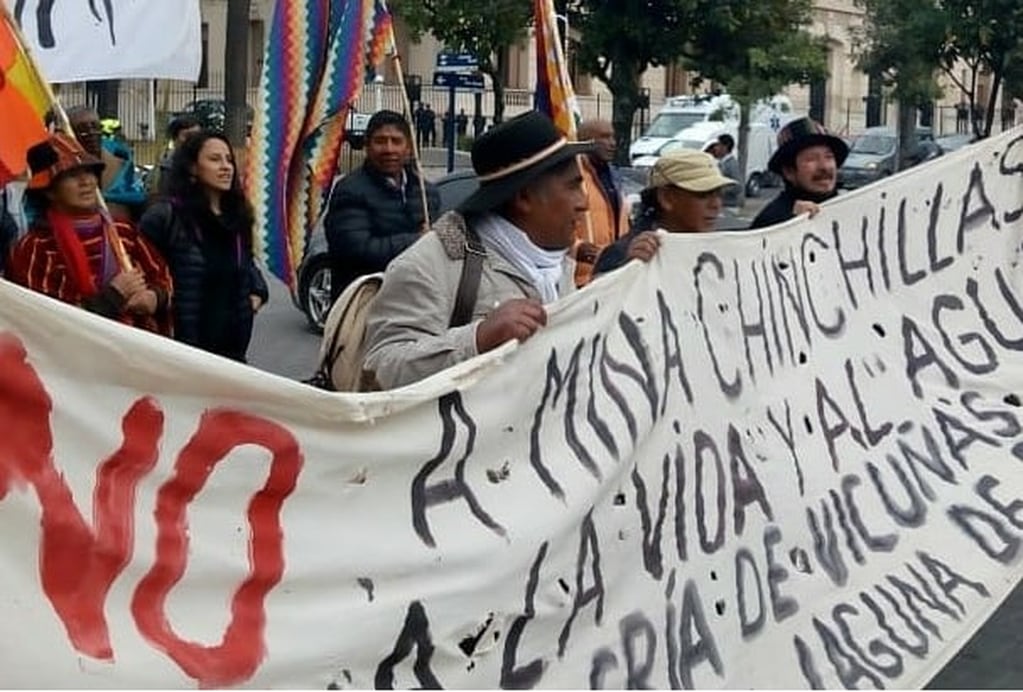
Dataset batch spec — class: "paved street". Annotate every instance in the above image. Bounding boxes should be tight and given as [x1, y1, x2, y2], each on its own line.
[245, 190, 1023, 689]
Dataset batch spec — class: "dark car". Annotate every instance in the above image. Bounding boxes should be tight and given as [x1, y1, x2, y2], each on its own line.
[171, 99, 254, 134]
[838, 126, 942, 190]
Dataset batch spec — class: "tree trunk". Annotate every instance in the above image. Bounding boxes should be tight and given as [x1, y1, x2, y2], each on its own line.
[735, 100, 751, 209]
[896, 100, 916, 172]
[607, 59, 641, 167]
[492, 49, 508, 124]
[983, 68, 1003, 138]
[224, 0, 251, 151]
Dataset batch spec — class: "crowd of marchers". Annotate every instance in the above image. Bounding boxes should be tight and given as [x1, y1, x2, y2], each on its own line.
[0, 104, 847, 385]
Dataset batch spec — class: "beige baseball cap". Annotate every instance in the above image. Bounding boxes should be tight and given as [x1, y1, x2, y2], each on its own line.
[648, 149, 737, 192]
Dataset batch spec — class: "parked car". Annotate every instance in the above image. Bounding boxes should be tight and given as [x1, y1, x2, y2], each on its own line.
[838, 126, 942, 189]
[935, 132, 976, 154]
[292, 167, 645, 331]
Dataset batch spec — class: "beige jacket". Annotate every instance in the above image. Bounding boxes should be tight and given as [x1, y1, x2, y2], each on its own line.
[364, 211, 576, 389]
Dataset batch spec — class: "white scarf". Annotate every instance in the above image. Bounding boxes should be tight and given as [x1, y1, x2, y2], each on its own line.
[475, 213, 568, 304]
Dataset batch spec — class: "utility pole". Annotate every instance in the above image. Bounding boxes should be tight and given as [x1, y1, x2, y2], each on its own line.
[224, 0, 251, 152]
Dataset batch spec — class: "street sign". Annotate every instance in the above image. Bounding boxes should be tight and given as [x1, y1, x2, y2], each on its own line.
[432, 71, 485, 91]
[435, 52, 479, 72]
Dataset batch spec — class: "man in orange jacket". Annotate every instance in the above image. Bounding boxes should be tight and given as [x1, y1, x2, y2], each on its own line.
[572, 119, 631, 286]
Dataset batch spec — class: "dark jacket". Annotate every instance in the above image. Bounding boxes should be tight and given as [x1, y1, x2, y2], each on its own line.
[593, 210, 656, 275]
[0, 194, 18, 275]
[324, 164, 440, 300]
[139, 200, 269, 362]
[749, 184, 837, 230]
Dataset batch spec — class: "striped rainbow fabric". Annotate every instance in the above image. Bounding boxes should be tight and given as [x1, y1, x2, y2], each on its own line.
[533, 0, 579, 139]
[246, 0, 393, 288]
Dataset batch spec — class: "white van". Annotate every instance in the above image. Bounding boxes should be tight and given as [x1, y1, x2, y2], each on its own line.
[631, 120, 779, 197]
[629, 93, 791, 162]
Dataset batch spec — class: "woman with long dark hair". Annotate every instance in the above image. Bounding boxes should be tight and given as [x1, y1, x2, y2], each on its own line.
[139, 131, 268, 362]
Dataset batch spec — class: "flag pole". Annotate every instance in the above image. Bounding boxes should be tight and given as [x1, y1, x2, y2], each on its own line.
[385, 25, 432, 229]
[1, 4, 132, 270]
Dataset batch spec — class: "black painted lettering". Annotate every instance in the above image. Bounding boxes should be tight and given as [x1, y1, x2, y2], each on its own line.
[832, 217, 875, 308]
[866, 456, 927, 528]
[735, 547, 766, 639]
[764, 525, 798, 622]
[794, 635, 826, 689]
[957, 163, 1000, 253]
[829, 488, 865, 565]
[961, 391, 1022, 438]
[863, 587, 928, 658]
[812, 616, 884, 689]
[773, 252, 812, 360]
[657, 290, 694, 411]
[898, 425, 956, 495]
[413, 392, 505, 547]
[768, 401, 806, 496]
[678, 579, 724, 689]
[845, 358, 893, 446]
[917, 550, 990, 616]
[374, 601, 442, 689]
[933, 294, 998, 375]
[933, 407, 1000, 469]
[897, 198, 927, 286]
[967, 272, 1023, 351]
[926, 183, 955, 273]
[735, 259, 774, 381]
[816, 376, 866, 471]
[728, 425, 773, 536]
[801, 232, 846, 336]
[842, 474, 898, 553]
[947, 503, 1022, 563]
[976, 474, 1023, 529]
[620, 612, 657, 689]
[999, 135, 1023, 223]
[807, 501, 849, 587]
[589, 648, 618, 690]
[833, 602, 904, 679]
[587, 336, 622, 461]
[902, 315, 959, 399]
[501, 542, 548, 689]
[694, 430, 726, 555]
[695, 252, 742, 399]
[632, 449, 673, 580]
[558, 512, 606, 657]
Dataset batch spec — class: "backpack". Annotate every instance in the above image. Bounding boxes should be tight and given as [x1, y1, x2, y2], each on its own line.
[306, 225, 486, 392]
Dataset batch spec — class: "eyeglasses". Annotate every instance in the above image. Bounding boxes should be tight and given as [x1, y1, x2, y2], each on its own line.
[72, 123, 103, 135]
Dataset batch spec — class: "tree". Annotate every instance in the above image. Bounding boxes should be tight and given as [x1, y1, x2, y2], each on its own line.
[684, 0, 827, 206]
[389, 0, 532, 124]
[938, 0, 1023, 138]
[565, 0, 700, 165]
[854, 0, 946, 169]
[224, 0, 251, 151]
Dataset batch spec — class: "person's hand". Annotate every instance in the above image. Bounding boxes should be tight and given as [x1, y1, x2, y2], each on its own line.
[476, 298, 547, 353]
[576, 241, 601, 265]
[793, 200, 822, 219]
[109, 269, 146, 300]
[250, 294, 264, 313]
[124, 289, 158, 316]
[625, 231, 661, 264]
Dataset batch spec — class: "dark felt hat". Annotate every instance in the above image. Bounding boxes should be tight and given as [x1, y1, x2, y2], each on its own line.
[458, 111, 595, 214]
[768, 116, 849, 174]
[26, 132, 105, 190]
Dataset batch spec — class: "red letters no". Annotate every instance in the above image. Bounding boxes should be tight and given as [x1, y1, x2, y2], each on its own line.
[0, 334, 163, 660]
[131, 409, 302, 688]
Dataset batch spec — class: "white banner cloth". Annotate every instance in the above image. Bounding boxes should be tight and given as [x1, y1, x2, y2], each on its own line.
[4, 0, 201, 82]
[1, 131, 1023, 688]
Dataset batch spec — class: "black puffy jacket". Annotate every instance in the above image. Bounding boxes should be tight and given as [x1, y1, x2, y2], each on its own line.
[323, 164, 440, 299]
[139, 200, 269, 362]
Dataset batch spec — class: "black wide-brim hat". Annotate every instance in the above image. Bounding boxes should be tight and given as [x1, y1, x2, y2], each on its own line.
[459, 111, 596, 215]
[768, 116, 849, 174]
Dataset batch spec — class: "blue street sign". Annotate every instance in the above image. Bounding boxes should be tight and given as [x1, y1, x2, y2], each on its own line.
[435, 52, 479, 72]
[433, 71, 485, 91]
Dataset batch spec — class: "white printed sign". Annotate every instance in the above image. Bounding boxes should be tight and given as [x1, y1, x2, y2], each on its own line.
[1, 130, 1023, 688]
[4, 0, 201, 82]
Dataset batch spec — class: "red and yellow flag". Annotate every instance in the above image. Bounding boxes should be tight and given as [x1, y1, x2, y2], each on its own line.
[0, 9, 51, 185]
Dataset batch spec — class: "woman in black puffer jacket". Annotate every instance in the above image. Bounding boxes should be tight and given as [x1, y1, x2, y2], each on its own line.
[139, 131, 268, 362]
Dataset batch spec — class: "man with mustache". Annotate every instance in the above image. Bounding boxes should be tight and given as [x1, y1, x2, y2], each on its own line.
[324, 109, 440, 301]
[750, 117, 848, 230]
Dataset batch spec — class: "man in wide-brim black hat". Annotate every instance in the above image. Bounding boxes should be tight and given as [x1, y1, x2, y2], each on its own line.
[750, 116, 849, 229]
[362, 111, 595, 389]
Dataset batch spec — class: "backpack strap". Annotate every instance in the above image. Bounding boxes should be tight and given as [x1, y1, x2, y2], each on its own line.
[449, 223, 485, 328]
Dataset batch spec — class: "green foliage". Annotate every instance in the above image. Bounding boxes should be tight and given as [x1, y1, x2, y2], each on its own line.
[565, 0, 701, 163]
[685, 0, 827, 107]
[389, 0, 532, 121]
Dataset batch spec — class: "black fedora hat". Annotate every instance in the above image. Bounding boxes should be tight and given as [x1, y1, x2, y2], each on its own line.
[459, 111, 596, 214]
[768, 116, 849, 174]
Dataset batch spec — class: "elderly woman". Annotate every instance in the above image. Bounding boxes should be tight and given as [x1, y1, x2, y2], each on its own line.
[594, 149, 737, 274]
[139, 131, 268, 362]
[7, 132, 173, 334]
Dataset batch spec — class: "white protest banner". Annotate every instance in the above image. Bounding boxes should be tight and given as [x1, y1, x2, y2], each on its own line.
[1, 130, 1023, 688]
[3, 0, 201, 82]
